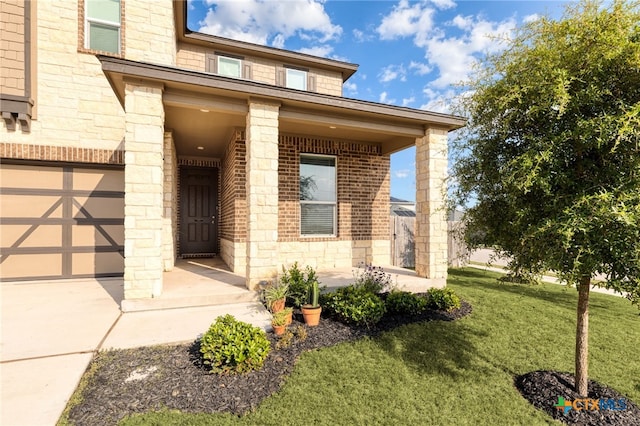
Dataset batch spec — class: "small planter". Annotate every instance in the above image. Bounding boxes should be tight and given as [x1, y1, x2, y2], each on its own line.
[272, 324, 286, 336]
[301, 305, 322, 326]
[270, 297, 285, 313]
[285, 309, 293, 325]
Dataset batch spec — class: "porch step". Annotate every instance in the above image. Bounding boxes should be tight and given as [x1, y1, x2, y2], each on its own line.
[120, 289, 261, 313]
[102, 301, 273, 350]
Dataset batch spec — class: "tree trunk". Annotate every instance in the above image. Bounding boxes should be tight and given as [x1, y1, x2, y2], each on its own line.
[575, 275, 591, 396]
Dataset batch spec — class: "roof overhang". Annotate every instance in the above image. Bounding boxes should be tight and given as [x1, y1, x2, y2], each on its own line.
[99, 55, 466, 157]
[173, 0, 359, 82]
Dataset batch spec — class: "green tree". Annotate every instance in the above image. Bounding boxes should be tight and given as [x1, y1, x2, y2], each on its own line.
[452, 0, 640, 396]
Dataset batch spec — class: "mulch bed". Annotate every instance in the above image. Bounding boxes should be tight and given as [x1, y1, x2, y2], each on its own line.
[67, 302, 471, 425]
[515, 371, 640, 426]
[67, 300, 638, 426]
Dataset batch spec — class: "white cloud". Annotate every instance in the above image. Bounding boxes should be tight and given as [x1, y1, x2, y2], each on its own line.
[394, 169, 412, 178]
[377, 2, 515, 91]
[402, 96, 416, 107]
[523, 14, 540, 23]
[376, 0, 435, 44]
[343, 81, 358, 95]
[353, 28, 374, 43]
[298, 45, 334, 58]
[430, 0, 456, 10]
[424, 17, 515, 88]
[198, 0, 342, 48]
[379, 91, 396, 104]
[420, 88, 457, 114]
[379, 64, 407, 83]
[451, 14, 473, 30]
[409, 61, 432, 75]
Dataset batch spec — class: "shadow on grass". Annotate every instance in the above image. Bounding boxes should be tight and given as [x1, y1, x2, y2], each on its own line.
[372, 317, 490, 380]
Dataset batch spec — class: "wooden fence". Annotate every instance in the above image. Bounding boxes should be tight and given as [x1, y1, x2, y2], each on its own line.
[389, 217, 469, 268]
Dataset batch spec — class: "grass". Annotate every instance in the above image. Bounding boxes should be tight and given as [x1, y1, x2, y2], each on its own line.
[121, 268, 640, 425]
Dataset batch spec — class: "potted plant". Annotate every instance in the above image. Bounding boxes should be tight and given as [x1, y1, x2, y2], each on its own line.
[271, 309, 288, 336]
[282, 307, 293, 326]
[301, 279, 322, 326]
[264, 281, 289, 313]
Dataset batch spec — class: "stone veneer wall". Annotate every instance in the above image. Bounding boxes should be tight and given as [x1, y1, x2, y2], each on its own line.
[1, 0, 27, 96]
[415, 127, 449, 283]
[123, 81, 165, 299]
[162, 131, 177, 271]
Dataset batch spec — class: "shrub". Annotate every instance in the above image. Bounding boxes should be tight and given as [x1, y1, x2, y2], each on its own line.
[385, 291, 427, 315]
[199, 315, 270, 374]
[322, 285, 386, 327]
[426, 288, 461, 312]
[281, 263, 321, 308]
[353, 263, 394, 294]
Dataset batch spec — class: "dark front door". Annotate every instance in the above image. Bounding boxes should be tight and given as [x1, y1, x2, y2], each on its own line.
[180, 167, 218, 256]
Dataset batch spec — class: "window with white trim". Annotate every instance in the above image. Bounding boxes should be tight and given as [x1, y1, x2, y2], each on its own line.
[218, 56, 242, 78]
[286, 68, 307, 90]
[300, 155, 336, 236]
[85, 0, 121, 54]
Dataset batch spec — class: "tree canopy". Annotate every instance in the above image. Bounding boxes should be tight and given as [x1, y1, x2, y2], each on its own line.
[451, 0, 640, 395]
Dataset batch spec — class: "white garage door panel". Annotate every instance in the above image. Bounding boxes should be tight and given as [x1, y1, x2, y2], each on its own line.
[0, 163, 125, 281]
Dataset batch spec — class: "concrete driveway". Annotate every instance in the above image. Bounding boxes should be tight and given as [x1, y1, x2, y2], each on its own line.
[1, 277, 122, 426]
[0, 276, 271, 426]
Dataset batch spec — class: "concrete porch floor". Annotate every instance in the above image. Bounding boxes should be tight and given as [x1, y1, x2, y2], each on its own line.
[123, 259, 443, 312]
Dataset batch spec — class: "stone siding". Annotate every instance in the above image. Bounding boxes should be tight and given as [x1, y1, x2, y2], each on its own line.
[123, 81, 165, 299]
[415, 127, 449, 281]
[245, 100, 280, 289]
[1, 0, 26, 96]
[162, 131, 177, 271]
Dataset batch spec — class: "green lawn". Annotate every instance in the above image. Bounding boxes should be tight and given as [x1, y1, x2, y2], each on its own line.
[122, 268, 640, 426]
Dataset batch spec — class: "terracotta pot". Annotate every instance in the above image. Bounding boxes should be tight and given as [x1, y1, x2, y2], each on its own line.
[272, 324, 286, 336]
[270, 298, 285, 313]
[301, 305, 322, 326]
[285, 310, 293, 325]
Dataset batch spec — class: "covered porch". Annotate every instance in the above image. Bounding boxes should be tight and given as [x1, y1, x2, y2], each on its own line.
[99, 55, 464, 302]
[121, 258, 445, 312]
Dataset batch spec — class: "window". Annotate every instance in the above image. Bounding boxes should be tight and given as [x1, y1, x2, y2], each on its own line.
[300, 155, 336, 236]
[286, 68, 307, 90]
[218, 56, 242, 78]
[85, 0, 121, 54]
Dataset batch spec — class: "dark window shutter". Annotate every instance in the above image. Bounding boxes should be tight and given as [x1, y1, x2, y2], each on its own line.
[276, 67, 285, 87]
[242, 63, 252, 80]
[307, 74, 316, 92]
[206, 54, 217, 74]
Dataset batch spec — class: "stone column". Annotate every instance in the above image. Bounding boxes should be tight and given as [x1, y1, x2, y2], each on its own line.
[245, 99, 280, 290]
[123, 80, 165, 299]
[415, 127, 448, 283]
[162, 131, 177, 271]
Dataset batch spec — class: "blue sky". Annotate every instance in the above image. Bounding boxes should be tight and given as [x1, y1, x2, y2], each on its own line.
[186, 0, 571, 202]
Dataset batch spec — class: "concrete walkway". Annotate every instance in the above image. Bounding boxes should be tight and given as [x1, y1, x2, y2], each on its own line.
[468, 248, 627, 298]
[0, 277, 270, 426]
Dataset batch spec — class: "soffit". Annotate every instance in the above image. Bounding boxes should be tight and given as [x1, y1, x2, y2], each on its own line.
[99, 56, 466, 157]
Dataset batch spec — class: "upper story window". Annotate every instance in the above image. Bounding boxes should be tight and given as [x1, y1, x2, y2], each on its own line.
[300, 155, 336, 236]
[277, 66, 316, 92]
[218, 56, 241, 78]
[286, 68, 307, 90]
[85, 0, 121, 54]
[206, 53, 252, 79]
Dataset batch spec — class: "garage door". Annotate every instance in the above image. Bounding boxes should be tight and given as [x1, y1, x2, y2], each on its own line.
[1, 163, 124, 281]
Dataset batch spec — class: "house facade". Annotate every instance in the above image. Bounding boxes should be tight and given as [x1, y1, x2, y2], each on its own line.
[0, 0, 465, 300]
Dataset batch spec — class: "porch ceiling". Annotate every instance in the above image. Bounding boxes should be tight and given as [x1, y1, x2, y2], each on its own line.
[99, 56, 466, 158]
